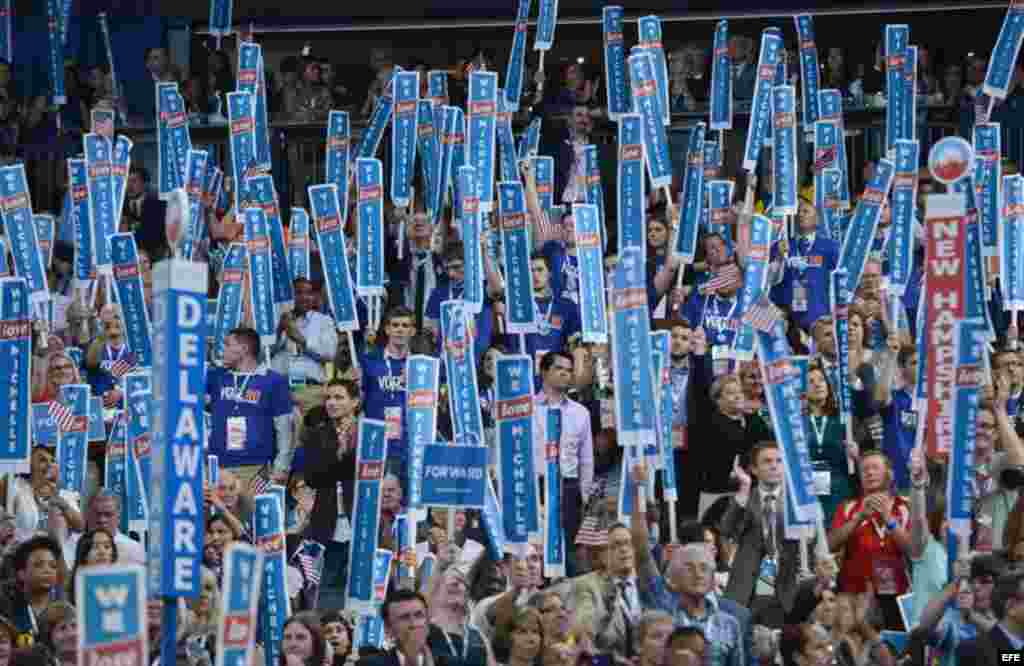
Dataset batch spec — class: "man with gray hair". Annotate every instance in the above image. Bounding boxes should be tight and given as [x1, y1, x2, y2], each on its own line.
[62, 490, 146, 566]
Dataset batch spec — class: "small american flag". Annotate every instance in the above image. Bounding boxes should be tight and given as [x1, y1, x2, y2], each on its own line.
[574, 514, 608, 547]
[742, 297, 782, 333]
[699, 263, 742, 295]
[292, 539, 326, 586]
[109, 358, 136, 379]
[48, 400, 75, 432]
[249, 471, 271, 497]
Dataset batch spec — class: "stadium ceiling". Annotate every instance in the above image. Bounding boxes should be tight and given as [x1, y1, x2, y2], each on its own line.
[181, 0, 1009, 32]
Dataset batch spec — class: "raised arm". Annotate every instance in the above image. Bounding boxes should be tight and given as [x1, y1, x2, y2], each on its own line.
[522, 161, 557, 249]
[908, 447, 930, 561]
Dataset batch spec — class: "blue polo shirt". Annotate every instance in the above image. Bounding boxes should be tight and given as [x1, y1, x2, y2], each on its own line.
[206, 366, 292, 468]
[770, 233, 839, 331]
[882, 388, 918, 491]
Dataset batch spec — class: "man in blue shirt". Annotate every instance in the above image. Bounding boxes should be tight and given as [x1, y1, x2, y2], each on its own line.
[877, 338, 918, 492]
[360, 306, 416, 489]
[206, 327, 294, 484]
[510, 253, 581, 383]
[424, 242, 501, 365]
[771, 196, 839, 333]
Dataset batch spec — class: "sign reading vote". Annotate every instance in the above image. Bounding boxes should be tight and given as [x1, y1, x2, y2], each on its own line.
[420, 444, 487, 508]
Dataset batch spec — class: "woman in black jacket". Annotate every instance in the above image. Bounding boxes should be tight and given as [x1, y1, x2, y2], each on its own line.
[302, 378, 360, 610]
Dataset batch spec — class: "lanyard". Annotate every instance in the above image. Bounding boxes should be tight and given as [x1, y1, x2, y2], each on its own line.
[702, 295, 738, 332]
[441, 625, 470, 661]
[809, 415, 828, 453]
[232, 371, 257, 413]
[383, 352, 407, 397]
[106, 344, 125, 361]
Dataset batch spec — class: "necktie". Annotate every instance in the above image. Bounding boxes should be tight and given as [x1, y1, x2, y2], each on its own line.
[763, 493, 777, 556]
[414, 256, 428, 331]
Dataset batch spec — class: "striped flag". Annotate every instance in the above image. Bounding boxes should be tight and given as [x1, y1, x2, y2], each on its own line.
[48, 400, 75, 432]
[536, 208, 559, 241]
[291, 539, 326, 586]
[698, 262, 742, 295]
[109, 358, 136, 379]
[248, 470, 271, 497]
[741, 296, 782, 332]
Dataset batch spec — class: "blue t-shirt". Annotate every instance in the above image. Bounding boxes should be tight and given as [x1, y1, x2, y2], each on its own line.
[770, 234, 839, 331]
[359, 351, 410, 473]
[510, 295, 581, 385]
[425, 279, 493, 365]
[882, 388, 918, 491]
[541, 240, 581, 305]
[206, 366, 293, 468]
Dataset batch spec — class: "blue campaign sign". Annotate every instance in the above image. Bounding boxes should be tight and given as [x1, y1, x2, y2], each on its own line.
[420, 444, 487, 508]
[218, 543, 263, 666]
[149, 259, 207, 598]
[0, 278, 30, 473]
[76, 564, 147, 665]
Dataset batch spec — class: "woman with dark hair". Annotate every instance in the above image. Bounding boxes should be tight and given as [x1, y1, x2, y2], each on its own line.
[779, 622, 841, 666]
[320, 610, 353, 665]
[280, 611, 328, 666]
[68, 528, 118, 604]
[303, 378, 359, 609]
[805, 363, 858, 524]
[203, 512, 241, 582]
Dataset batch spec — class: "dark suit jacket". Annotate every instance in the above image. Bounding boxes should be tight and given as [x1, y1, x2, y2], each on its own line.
[719, 489, 807, 615]
[302, 411, 357, 545]
[734, 62, 757, 100]
[124, 192, 168, 260]
[357, 649, 470, 666]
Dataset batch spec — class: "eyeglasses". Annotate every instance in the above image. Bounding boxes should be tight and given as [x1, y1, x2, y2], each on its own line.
[49, 364, 73, 373]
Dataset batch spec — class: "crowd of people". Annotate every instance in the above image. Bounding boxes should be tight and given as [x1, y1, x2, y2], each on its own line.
[2, 5, 1024, 666]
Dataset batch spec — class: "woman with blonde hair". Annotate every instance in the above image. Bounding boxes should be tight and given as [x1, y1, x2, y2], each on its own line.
[32, 350, 82, 403]
[427, 564, 494, 665]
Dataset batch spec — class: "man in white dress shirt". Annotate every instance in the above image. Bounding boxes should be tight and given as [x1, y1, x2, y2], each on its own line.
[63, 490, 146, 566]
[271, 278, 338, 385]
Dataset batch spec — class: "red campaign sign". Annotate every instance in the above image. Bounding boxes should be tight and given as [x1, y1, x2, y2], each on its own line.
[358, 461, 384, 481]
[576, 231, 601, 248]
[0, 320, 30, 340]
[496, 395, 532, 420]
[924, 214, 966, 457]
[407, 389, 434, 409]
[133, 433, 151, 457]
[247, 237, 269, 253]
[83, 640, 145, 664]
[113, 263, 139, 280]
[620, 144, 642, 161]
[502, 212, 527, 230]
[222, 614, 254, 649]
[223, 268, 243, 283]
[317, 214, 341, 233]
